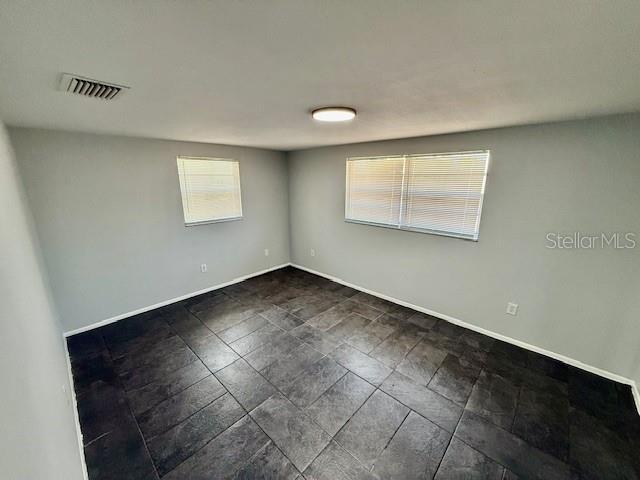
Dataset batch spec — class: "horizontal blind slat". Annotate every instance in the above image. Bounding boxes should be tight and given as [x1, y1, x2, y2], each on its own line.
[345, 157, 405, 226]
[404, 151, 489, 239]
[345, 150, 489, 240]
[177, 157, 242, 224]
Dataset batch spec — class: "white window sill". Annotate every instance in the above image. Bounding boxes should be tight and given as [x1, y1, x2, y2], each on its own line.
[185, 216, 243, 227]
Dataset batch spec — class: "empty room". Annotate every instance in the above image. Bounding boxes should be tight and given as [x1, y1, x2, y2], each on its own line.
[1, 1, 639, 479]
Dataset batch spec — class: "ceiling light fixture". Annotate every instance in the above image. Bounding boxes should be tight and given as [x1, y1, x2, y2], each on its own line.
[311, 106, 356, 122]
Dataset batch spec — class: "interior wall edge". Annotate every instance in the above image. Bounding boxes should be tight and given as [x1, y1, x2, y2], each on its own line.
[290, 262, 640, 415]
[62, 337, 89, 480]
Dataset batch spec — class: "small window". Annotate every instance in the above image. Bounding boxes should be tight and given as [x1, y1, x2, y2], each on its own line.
[345, 150, 490, 240]
[176, 156, 243, 226]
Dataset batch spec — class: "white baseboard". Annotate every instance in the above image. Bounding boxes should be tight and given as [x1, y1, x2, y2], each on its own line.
[62, 260, 639, 414]
[291, 263, 640, 414]
[63, 263, 291, 337]
[63, 336, 89, 480]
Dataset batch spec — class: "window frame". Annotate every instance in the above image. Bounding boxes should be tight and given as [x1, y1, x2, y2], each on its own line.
[344, 150, 490, 241]
[176, 156, 243, 227]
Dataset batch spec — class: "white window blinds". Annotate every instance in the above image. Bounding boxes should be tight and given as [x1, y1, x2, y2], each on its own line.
[176, 156, 243, 226]
[344, 156, 405, 227]
[345, 151, 490, 240]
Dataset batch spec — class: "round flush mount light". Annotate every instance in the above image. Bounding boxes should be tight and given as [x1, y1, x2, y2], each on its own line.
[311, 106, 356, 122]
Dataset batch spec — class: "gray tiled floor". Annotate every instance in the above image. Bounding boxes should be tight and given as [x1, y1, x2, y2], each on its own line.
[68, 266, 640, 479]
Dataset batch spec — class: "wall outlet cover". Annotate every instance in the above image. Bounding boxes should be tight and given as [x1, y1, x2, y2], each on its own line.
[506, 302, 518, 315]
[200, 264, 207, 273]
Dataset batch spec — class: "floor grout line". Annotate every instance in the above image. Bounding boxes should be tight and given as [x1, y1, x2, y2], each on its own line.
[143, 385, 228, 442]
[510, 384, 523, 433]
[203, 307, 352, 440]
[71, 266, 633, 479]
[101, 337, 162, 480]
[82, 430, 111, 448]
[154, 330, 254, 477]
[430, 427, 455, 478]
[370, 408, 412, 473]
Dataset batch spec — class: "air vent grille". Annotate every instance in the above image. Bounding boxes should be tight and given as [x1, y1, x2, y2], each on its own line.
[58, 73, 129, 100]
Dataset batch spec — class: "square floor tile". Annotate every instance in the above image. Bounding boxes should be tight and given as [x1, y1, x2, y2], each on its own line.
[137, 375, 225, 438]
[568, 407, 638, 479]
[466, 370, 519, 430]
[330, 343, 392, 386]
[244, 333, 303, 371]
[346, 316, 399, 353]
[369, 324, 426, 368]
[126, 360, 210, 415]
[215, 358, 277, 411]
[306, 372, 375, 436]
[290, 324, 341, 354]
[71, 350, 117, 394]
[512, 386, 569, 462]
[232, 441, 300, 479]
[304, 441, 378, 480]
[284, 356, 347, 408]
[77, 379, 132, 445]
[456, 411, 571, 480]
[334, 389, 409, 469]
[84, 414, 158, 480]
[199, 297, 264, 333]
[434, 437, 504, 479]
[396, 339, 447, 387]
[260, 306, 305, 331]
[118, 345, 199, 391]
[406, 311, 439, 330]
[187, 334, 240, 372]
[372, 411, 450, 479]
[218, 315, 268, 344]
[250, 394, 331, 472]
[261, 344, 324, 390]
[428, 354, 481, 406]
[307, 300, 381, 331]
[162, 415, 269, 480]
[229, 322, 284, 356]
[350, 292, 395, 312]
[113, 335, 188, 374]
[325, 313, 371, 342]
[380, 371, 462, 432]
[147, 393, 244, 476]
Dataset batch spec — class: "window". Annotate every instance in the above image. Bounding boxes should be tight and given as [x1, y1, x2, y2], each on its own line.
[176, 156, 243, 226]
[345, 150, 490, 240]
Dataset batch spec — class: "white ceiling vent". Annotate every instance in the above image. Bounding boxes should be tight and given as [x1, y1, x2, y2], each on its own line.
[58, 73, 129, 100]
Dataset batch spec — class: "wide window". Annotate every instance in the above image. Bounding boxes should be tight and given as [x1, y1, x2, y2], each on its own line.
[345, 150, 490, 240]
[176, 156, 243, 226]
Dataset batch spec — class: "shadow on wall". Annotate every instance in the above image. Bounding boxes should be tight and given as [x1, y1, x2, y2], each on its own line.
[0, 121, 86, 480]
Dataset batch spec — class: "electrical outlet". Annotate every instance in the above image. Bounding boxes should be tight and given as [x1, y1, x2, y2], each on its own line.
[264, 249, 269, 257]
[310, 248, 316, 257]
[506, 302, 518, 316]
[200, 263, 207, 273]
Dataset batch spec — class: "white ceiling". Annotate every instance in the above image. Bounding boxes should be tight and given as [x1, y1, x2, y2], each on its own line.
[1, 0, 639, 150]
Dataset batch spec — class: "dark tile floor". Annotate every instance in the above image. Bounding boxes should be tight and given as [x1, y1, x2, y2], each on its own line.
[68, 266, 640, 480]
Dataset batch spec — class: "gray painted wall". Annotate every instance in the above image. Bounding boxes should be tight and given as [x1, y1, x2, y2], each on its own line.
[0, 121, 85, 479]
[10, 115, 640, 387]
[11, 128, 290, 332]
[288, 114, 640, 384]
